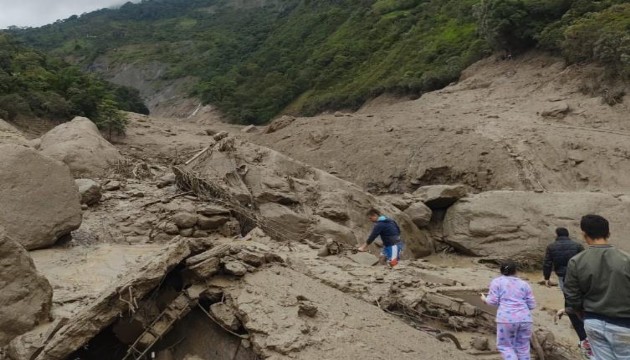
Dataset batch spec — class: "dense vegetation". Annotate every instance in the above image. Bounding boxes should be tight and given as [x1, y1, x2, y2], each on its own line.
[0, 34, 148, 134]
[6, 0, 629, 124]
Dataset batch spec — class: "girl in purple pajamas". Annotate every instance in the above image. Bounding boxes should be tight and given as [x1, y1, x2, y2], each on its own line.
[482, 261, 537, 360]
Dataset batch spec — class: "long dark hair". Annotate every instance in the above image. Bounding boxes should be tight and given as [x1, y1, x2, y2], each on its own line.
[500, 260, 517, 276]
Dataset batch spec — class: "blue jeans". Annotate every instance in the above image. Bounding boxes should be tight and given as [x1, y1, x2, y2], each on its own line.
[584, 318, 630, 359]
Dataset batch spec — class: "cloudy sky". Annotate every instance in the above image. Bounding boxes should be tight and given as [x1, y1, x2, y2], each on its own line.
[0, 0, 138, 29]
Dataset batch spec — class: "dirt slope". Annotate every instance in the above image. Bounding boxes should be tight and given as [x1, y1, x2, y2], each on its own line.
[246, 52, 629, 194]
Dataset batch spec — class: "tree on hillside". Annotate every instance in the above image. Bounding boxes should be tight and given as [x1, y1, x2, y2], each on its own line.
[95, 98, 128, 140]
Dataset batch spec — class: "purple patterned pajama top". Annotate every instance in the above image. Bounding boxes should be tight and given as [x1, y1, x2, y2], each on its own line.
[486, 275, 536, 323]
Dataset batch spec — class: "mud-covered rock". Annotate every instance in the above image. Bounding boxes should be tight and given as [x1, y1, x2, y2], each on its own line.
[414, 184, 467, 209]
[39, 117, 122, 177]
[210, 303, 241, 331]
[308, 216, 356, 245]
[181, 138, 434, 257]
[172, 212, 198, 229]
[264, 115, 295, 134]
[404, 202, 433, 228]
[443, 191, 630, 262]
[75, 179, 102, 206]
[197, 215, 230, 230]
[224, 261, 248, 276]
[0, 144, 82, 250]
[0, 227, 53, 346]
[0, 119, 28, 146]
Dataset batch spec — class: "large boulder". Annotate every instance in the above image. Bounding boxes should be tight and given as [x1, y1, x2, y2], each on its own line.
[0, 119, 29, 146]
[39, 117, 122, 177]
[0, 144, 82, 250]
[413, 184, 468, 209]
[404, 202, 433, 228]
[0, 227, 53, 346]
[75, 179, 102, 206]
[443, 191, 630, 264]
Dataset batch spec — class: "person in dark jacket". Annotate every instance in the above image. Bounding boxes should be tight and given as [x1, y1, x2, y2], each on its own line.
[543, 227, 591, 358]
[357, 208, 404, 267]
[543, 227, 584, 288]
[564, 215, 630, 360]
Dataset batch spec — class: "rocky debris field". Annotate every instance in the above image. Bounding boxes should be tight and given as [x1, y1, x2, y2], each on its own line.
[1, 51, 627, 360]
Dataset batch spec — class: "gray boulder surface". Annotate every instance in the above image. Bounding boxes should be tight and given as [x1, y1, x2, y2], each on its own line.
[39, 117, 122, 177]
[0, 144, 82, 250]
[443, 191, 630, 264]
[0, 226, 53, 346]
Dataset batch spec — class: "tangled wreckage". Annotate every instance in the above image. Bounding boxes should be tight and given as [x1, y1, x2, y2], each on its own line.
[2, 136, 576, 360]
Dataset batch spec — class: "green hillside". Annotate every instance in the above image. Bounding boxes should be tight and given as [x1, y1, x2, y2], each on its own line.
[0, 33, 148, 134]
[8, 0, 629, 124]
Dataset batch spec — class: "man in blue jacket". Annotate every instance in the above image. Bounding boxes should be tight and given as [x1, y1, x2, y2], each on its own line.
[357, 208, 404, 267]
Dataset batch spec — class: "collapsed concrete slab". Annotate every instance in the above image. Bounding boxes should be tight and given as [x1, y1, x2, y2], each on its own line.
[175, 136, 434, 257]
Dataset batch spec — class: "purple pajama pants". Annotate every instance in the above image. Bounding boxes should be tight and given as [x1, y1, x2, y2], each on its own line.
[496, 322, 533, 360]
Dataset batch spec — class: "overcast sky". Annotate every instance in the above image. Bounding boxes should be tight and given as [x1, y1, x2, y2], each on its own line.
[0, 0, 139, 29]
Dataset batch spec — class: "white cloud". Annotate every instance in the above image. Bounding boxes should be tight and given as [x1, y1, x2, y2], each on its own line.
[0, 0, 138, 29]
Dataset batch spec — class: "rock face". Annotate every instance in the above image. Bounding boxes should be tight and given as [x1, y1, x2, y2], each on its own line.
[179, 136, 433, 257]
[404, 202, 433, 228]
[264, 115, 295, 134]
[443, 191, 630, 263]
[0, 144, 82, 250]
[39, 117, 122, 177]
[75, 179, 102, 206]
[0, 119, 29, 146]
[414, 184, 468, 209]
[0, 227, 53, 346]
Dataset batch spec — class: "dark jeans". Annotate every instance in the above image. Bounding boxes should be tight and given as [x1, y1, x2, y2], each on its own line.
[559, 276, 588, 341]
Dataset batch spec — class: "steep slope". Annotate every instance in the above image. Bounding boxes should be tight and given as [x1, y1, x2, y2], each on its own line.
[251, 52, 630, 193]
[9, 0, 629, 124]
[0, 34, 147, 127]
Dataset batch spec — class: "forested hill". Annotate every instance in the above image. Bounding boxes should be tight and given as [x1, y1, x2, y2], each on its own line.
[8, 0, 630, 124]
[0, 33, 148, 133]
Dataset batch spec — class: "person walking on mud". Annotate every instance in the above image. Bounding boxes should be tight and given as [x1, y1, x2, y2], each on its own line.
[481, 260, 536, 360]
[542, 227, 592, 358]
[357, 208, 404, 267]
[564, 215, 630, 360]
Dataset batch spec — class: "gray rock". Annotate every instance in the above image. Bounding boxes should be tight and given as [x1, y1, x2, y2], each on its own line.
[75, 179, 102, 206]
[197, 215, 230, 230]
[172, 212, 198, 229]
[224, 261, 248, 276]
[264, 115, 295, 134]
[0, 227, 53, 346]
[541, 102, 570, 118]
[241, 125, 258, 133]
[103, 181, 121, 191]
[210, 303, 241, 331]
[162, 222, 180, 235]
[0, 144, 82, 250]
[404, 202, 433, 228]
[197, 204, 231, 217]
[413, 184, 467, 209]
[213, 131, 229, 141]
[157, 173, 176, 188]
[179, 228, 194, 237]
[39, 117, 122, 177]
[443, 191, 630, 262]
